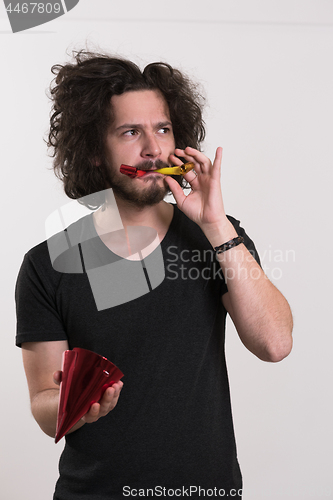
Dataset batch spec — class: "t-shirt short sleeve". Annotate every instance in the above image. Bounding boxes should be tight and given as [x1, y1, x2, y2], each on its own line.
[219, 215, 261, 296]
[15, 244, 68, 347]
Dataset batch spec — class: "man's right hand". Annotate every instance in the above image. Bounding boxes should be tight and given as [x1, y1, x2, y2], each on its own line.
[22, 341, 123, 438]
[53, 370, 123, 425]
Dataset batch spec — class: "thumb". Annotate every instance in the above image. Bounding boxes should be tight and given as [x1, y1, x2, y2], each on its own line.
[164, 176, 186, 208]
[53, 370, 62, 386]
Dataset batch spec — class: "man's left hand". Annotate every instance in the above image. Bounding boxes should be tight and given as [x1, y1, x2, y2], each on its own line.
[165, 147, 237, 244]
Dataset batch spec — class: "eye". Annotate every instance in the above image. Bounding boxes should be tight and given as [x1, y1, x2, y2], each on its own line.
[158, 127, 170, 134]
[123, 129, 138, 137]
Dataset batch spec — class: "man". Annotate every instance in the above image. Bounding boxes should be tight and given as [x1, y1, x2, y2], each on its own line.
[15, 51, 293, 499]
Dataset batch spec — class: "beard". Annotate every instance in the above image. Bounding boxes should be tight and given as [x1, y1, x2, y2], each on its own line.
[106, 159, 170, 208]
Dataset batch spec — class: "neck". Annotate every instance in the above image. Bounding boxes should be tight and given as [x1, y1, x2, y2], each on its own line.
[92, 195, 174, 258]
[113, 196, 172, 232]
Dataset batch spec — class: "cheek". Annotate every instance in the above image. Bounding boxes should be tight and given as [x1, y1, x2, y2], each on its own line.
[165, 136, 176, 153]
[106, 143, 132, 166]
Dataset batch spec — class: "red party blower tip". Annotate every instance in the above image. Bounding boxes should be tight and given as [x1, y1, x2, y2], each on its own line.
[120, 164, 145, 178]
[55, 347, 124, 443]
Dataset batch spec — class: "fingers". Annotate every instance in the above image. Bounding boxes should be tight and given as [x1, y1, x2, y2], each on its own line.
[173, 146, 222, 179]
[168, 152, 198, 188]
[82, 381, 124, 424]
[174, 147, 208, 174]
[167, 146, 223, 214]
[212, 147, 223, 180]
[164, 175, 188, 208]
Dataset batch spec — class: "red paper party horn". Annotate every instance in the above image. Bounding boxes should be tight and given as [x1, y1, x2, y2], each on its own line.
[55, 347, 124, 443]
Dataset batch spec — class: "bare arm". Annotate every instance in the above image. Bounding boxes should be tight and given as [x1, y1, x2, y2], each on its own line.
[165, 146, 293, 362]
[216, 223, 293, 362]
[22, 341, 123, 438]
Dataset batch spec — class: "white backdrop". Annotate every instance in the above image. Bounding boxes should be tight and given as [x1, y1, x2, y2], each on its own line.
[1, 1, 332, 499]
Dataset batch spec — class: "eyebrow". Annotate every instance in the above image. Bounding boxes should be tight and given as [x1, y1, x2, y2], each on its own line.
[115, 121, 173, 132]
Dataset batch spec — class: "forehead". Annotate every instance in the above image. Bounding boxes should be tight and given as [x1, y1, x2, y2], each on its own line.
[110, 90, 171, 127]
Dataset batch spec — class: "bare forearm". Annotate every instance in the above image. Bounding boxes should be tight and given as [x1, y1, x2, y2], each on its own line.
[203, 219, 293, 362]
[166, 146, 293, 361]
[22, 341, 118, 440]
[31, 389, 84, 438]
[222, 247, 293, 361]
[30, 382, 123, 438]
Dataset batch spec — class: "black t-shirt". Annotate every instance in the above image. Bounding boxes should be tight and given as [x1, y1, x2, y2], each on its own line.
[15, 205, 260, 499]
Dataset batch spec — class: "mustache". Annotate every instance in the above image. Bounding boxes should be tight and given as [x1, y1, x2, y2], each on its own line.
[133, 159, 170, 171]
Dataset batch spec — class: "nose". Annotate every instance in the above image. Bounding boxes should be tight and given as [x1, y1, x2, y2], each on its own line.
[141, 132, 162, 159]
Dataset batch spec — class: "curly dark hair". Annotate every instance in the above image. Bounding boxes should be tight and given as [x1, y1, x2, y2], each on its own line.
[47, 50, 206, 208]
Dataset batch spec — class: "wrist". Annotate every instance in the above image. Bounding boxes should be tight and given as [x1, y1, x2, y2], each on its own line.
[201, 218, 238, 248]
[214, 236, 244, 256]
